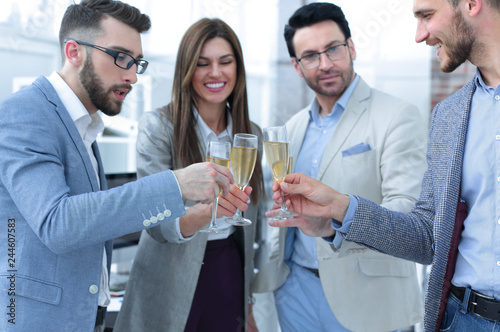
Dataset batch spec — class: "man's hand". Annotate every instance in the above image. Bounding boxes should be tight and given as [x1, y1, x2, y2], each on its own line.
[173, 162, 234, 204]
[270, 173, 349, 220]
[267, 204, 336, 237]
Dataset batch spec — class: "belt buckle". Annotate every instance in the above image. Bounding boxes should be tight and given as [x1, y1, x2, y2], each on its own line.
[470, 290, 500, 321]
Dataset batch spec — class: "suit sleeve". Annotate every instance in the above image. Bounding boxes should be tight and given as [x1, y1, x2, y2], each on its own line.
[0, 92, 186, 254]
[377, 102, 427, 212]
[136, 110, 189, 243]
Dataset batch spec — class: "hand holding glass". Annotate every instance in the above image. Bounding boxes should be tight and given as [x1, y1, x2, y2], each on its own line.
[227, 133, 258, 226]
[263, 126, 296, 219]
[200, 141, 231, 234]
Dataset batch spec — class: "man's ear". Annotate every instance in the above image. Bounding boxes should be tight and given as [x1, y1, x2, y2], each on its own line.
[465, 0, 482, 17]
[291, 58, 304, 78]
[347, 38, 356, 61]
[64, 39, 85, 67]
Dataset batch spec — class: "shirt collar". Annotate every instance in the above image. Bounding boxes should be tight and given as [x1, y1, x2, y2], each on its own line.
[194, 106, 233, 144]
[308, 74, 360, 122]
[473, 68, 500, 96]
[47, 71, 104, 143]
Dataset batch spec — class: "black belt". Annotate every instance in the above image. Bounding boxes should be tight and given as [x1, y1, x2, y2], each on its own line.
[450, 284, 500, 322]
[304, 266, 320, 278]
[95, 306, 106, 327]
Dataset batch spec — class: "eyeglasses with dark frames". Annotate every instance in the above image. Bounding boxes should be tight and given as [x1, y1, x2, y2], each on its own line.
[64, 38, 149, 74]
[296, 43, 348, 70]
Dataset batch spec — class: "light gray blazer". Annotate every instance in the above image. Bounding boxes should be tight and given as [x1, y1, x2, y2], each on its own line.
[0, 77, 186, 331]
[114, 108, 263, 332]
[346, 79, 476, 332]
[253, 77, 427, 331]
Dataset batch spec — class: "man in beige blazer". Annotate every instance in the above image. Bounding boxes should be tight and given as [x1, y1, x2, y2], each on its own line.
[253, 3, 426, 331]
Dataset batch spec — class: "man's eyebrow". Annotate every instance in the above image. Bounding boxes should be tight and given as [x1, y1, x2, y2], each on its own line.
[110, 45, 144, 59]
[414, 9, 432, 18]
[300, 40, 343, 57]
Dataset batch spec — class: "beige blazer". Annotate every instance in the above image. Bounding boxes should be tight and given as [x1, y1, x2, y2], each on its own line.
[253, 77, 426, 332]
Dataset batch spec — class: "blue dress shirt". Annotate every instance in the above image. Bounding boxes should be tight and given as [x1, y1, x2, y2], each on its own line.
[290, 75, 360, 269]
[452, 70, 500, 299]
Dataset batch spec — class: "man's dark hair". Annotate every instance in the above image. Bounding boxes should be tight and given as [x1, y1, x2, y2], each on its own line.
[284, 2, 351, 58]
[59, 0, 151, 49]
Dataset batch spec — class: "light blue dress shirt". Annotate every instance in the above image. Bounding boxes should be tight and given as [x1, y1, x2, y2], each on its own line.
[290, 75, 360, 269]
[452, 70, 500, 299]
[335, 69, 500, 300]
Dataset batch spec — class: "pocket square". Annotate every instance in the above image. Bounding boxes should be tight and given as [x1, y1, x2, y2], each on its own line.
[342, 143, 371, 157]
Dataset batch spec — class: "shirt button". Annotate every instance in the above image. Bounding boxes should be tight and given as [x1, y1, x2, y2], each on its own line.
[497, 219, 500, 225]
[497, 177, 500, 183]
[89, 285, 98, 294]
[497, 261, 500, 267]
[495, 95, 500, 101]
[323, 130, 327, 134]
[164, 209, 171, 217]
[143, 219, 151, 227]
[497, 135, 500, 140]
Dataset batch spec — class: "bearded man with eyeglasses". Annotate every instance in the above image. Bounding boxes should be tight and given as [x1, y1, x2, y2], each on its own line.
[252, 3, 427, 332]
[0, 1, 246, 331]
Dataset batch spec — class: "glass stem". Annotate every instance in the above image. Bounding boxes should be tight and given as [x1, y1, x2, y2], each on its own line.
[211, 197, 219, 229]
[233, 185, 245, 218]
[280, 190, 289, 212]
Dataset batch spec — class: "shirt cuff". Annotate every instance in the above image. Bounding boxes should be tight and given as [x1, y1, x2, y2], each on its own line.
[329, 195, 358, 248]
[171, 170, 183, 199]
[160, 207, 195, 242]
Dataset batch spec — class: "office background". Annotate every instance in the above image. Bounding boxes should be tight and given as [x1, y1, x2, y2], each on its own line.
[0, 0, 475, 331]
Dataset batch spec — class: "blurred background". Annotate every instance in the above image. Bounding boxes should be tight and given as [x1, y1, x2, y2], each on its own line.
[0, 0, 475, 331]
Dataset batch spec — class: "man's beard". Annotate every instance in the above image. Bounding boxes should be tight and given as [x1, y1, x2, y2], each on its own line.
[79, 56, 132, 116]
[303, 53, 354, 99]
[441, 10, 475, 73]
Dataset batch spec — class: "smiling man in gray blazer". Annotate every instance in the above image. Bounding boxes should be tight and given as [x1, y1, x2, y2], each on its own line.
[253, 3, 426, 331]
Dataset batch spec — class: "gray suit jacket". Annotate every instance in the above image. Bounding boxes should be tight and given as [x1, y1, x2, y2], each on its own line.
[0, 76, 186, 331]
[114, 108, 262, 331]
[346, 79, 476, 332]
[253, 77, 426, 331]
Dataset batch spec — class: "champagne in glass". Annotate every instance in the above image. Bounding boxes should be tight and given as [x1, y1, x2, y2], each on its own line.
[227, 133, 258, 226]
[263, 126, 296, 219]
[200, 141, 231, 234]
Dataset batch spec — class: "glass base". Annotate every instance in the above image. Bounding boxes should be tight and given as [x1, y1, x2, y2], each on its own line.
[269, 210, 297, 220]
[226, 217, 252, 226]
[199, 226, 228, 234]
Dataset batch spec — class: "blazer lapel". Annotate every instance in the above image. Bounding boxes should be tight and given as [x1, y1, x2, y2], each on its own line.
[36, 77, 101, 192]
[317, 78, 369, 180]
[433, 79, 474, 332]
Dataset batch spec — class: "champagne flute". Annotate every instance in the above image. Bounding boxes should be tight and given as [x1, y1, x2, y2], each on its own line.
[227, 133, 258, 226]
[263, 126, 296, 220]
[200, 141, 231, 234]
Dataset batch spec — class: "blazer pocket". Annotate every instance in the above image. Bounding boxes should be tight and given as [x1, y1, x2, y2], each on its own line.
[357, 258, 412, 278]
[341, 142, 371, 157]
[7, 275, 62, 305]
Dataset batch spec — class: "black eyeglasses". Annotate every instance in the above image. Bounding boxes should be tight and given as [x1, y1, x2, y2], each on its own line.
[64, 38, 148, 74]
[296, 43, 348, 70]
